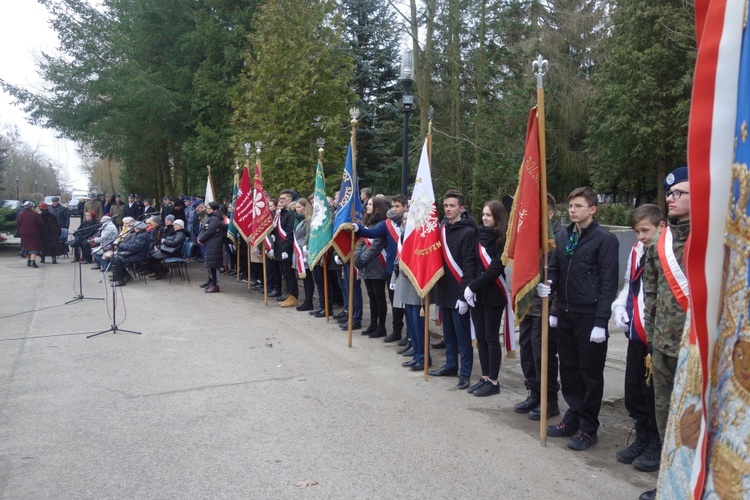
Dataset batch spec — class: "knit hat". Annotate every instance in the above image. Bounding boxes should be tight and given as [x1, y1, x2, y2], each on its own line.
[39, 202, 49, 210]
[173, 219, 185, 228]
[87, 211, 98, 219]
[100, 215, 112, 223]
[132, 221, 147, 230]
[165, 214, 175, 222]
[148, 215, 163, 225]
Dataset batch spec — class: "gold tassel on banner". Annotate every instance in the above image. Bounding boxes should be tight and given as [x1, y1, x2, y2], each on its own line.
[420, 306, 424, 317]
[644, 353, 653, 386]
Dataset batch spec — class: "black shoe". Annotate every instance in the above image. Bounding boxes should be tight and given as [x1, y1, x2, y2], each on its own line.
[431, 339, 445, 349]
[313, 309, 327, 318]
[276, 293, 288, 302]
[337, 315, 350, 324]
[362, 324, 377, 336]
[529, 401, 561, 421]
[340, 323, 361, 331]
[428, 365, 458, 377]
[473, 381, 500, 397]
[638, 489, 656, 500]
[632, 430, 661, 472]
[547, 421, 577, 437]
[200, 280, 212, 288]
[30, 261, 39, 268]
[457, 376, 470, 390]
[616, 426, 648, 464]
[368, 327, 387, 339]
[309, 308, 324, 316]
[397, 336, 409, 347]
[410, 363, 425, 371]
[467, 379, 488, 394]
[333, 310, 347, 320]
[514, 392, 541, 414]
[384, 332, 402, 343]
[296, 303, 314, 312]
[401, 347, 415, 357]
[567, 430, 598, 451]
[396, 342, 412, 355]
[268, 290, 281, 297]
[402, 359, 418, 367]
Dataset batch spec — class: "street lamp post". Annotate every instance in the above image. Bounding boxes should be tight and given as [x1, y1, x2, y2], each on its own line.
[400, 47, 414, 196]
[44, 185, 47, 197]
[15, 177, 19, 200]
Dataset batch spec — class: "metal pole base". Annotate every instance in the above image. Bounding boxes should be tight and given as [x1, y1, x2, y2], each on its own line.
[87, 325, 142, 339]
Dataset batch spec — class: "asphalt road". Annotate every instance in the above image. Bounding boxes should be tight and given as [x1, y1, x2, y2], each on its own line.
[0, 242, 654, 499]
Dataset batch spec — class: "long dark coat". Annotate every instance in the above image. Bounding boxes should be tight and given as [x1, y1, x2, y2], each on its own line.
[197, 210, 224, 269]
[17, 208, 43, 252]
[40, 211, 61, 257]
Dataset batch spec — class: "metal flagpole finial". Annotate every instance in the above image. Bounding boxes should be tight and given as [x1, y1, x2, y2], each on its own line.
[244, 142, 251, 158]
[316, 137, 325, 153]
[532, 55, 549, 89]
[255, 141, 262, 156]
[350, 107, 360, 126]
[428, 106, 435, 123]
[235, 161, 240, 172]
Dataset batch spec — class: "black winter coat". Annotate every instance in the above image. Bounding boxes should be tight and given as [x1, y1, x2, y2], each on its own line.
[197, 211, 224, 269]
[467, 226, 506, 308]
[40, 212, 61, 257]
[354, 214, 388, 280]
[436, 212, 477, 308]
[273, 209, 295, 259]
[117, 230, 150, 264]
[548, 219, 619, 328]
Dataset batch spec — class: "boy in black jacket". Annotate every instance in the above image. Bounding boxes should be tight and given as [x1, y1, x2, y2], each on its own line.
[428, 190, 477, 390]
[538, 186, 619, 451]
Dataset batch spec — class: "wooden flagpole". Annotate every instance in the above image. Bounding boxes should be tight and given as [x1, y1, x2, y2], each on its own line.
[423, 109, 435, 381]
[533, 55, 550, 447]
[347, 108, 360, 348]
[255, 143, 269, 306]
[317, 141, 330, 322]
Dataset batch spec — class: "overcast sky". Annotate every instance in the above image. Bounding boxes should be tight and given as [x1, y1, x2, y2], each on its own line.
[0, 0, 87, 190]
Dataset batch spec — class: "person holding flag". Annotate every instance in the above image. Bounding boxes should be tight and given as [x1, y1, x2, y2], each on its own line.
[273, 190, 298, 307]
[428, 190, 477, 390]
[292, 197, 314, 311]
[354, 197, 390, 338]
[307, 152, 335, 317]
[463, 200, 510, 397]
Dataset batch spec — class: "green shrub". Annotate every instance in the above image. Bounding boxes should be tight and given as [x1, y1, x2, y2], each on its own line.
[596, 203, 632, 227]
[0, 207, 17, 234]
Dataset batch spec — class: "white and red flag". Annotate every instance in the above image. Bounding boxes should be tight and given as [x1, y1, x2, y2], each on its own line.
[399, 140, 444, 297]
[232, 164, 254, 242]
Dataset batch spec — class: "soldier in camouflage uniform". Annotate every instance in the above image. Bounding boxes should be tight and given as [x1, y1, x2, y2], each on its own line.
[641, 167, 690, 500]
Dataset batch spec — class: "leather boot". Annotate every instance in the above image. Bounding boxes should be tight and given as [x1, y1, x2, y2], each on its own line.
[616, 424, 648, 464]
[514, 390, 541, 414]
[632, 429, 661, 472]
[205, 284, 221, 293]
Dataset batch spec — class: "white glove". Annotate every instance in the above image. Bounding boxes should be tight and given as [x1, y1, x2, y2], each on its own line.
[456, 300, 469, 315]
[590, 326, 606, 343]
[463, 287, 476, 308]
[549, 315, 558, 328]
[334, 254, 343, 265]
[351, 223, 360, 233]
[537, 280, 552, 298]
[267, 249, 275, 259]
[281, 252, 289, 260]
[303, 246, 308, 259]
[614, 305, 630, 329]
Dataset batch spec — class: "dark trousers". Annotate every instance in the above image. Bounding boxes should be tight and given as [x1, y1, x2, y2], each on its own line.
[340, 266, 363, 322]
[405, 304, 430, 365]
[269, 259, 280, 292]
[280, 260, 297, 297]
[113, 257, 130, 282]
[301, 271, 314, 306]
[470, 304, 504, 380]
[329, 269, 344, 305]
[364, 278, 388, 329]
[624, 339, 657, 432]
[388, 288, 405, 335]
[207, 267, 218, 285]
[519, 314, 560, 399]
[312, 266, 331, 310]
[557, 311, 608, 435]
[440, 306, 473, 377]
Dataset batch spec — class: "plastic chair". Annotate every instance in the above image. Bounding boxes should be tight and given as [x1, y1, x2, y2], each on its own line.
[163, 241, 192, 284]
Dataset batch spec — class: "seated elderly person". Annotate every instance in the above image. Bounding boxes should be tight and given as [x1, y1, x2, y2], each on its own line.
[91, 215, 119, 270]
[111, 220, 150, 287]
[146, 218, 187, 279]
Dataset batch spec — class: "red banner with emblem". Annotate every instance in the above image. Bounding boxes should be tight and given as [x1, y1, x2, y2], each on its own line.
[248, 160, 273, 249]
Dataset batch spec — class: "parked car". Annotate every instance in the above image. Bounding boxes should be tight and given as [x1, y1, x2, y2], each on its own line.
[1, 200, 20, 210]
[68, 191, 88, 216]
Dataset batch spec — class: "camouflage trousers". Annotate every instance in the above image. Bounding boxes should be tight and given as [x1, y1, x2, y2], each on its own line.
[652, 347, 679, 441]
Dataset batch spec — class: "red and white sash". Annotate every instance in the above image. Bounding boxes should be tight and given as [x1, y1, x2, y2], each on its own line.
[478, 243, 516, 353]
[628, 242, 647, 344]
[385, 219, 402, 258]
[274, 210, 288, 241]
[440, 225, 463, 283]
[657, 227, 689, 312]
[364, 238, 387, 269]
[293, 233, 306, 278]
[264, 236, 273, 254]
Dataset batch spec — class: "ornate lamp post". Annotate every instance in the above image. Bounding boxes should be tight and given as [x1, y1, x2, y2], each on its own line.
[400, 47, 414, 196]
[15, 177, 19, 200]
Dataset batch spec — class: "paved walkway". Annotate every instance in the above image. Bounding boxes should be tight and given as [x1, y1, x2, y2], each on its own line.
[0, 238, 651, 499]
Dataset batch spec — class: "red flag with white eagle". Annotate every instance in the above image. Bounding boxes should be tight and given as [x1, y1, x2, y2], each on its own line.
[232, 164, 254, 242]
[399, 139, 444, 298]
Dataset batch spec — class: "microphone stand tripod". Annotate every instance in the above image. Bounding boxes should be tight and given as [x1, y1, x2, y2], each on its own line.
[88, 262, 141, 338]
[66, 252, 104, 304]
